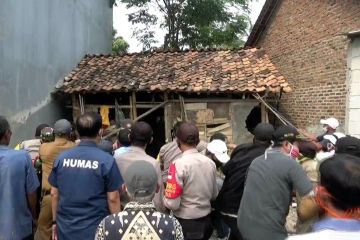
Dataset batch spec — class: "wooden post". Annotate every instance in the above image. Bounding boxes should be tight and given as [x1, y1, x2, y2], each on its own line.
[72, 94, 81, 122]
[164, 93, 172, 142]
[131, 92, 137, 119]
[78, 94, 85, 114]
[261, 103, 269, 123]
[129, 95, 133, 120]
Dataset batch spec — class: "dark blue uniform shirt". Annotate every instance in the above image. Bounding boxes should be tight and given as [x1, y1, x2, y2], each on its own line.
[48, 140, 123, 240]
[0, 146, 39, 240]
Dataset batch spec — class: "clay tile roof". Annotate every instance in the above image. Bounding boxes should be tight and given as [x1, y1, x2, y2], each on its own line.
[57, 48, 291, 94]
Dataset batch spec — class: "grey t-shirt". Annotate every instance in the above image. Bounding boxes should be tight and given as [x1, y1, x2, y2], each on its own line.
[237, 148, 313, 240]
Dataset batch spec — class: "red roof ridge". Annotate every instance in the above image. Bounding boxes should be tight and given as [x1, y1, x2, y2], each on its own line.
[84, 47, 262, 59]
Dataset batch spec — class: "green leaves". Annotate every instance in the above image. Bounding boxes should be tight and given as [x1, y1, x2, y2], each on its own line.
[119, 0, 251, 50]
[112, 36, 130, 54]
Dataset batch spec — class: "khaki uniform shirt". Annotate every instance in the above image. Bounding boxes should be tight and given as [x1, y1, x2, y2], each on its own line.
[115, 146, 166, 213]
[39, 137, 76, 190]
[298, 157, 319, 184]
[164, 149, 218, 219]
[159, 140, 208, 183]
[296, 156, 320, 233]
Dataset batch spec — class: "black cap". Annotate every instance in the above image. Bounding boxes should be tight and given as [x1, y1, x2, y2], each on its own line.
[35, 123, 49, 137]
[253, 123, 275, 142]
[54, 119, 72, 136]
[210, 132, 227, 142]
[298, 141, 317, 159]
[336, 136, 360, 158]
[273, 125, 299, 143]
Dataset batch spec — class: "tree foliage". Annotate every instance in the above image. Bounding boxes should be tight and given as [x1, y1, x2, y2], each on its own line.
[120, 0, 251, 51]
[112, 29, 130, 54]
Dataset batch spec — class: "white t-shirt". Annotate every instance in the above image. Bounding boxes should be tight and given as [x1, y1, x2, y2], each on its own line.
[287, 230, 360, 240]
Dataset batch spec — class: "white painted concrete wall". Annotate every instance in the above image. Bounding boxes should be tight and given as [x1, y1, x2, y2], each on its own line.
[348, 37, 360, 138]
[0, 0, 113, 145]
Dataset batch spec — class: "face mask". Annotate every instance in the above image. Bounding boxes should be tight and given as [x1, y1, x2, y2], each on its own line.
[288, 144, 300, 159]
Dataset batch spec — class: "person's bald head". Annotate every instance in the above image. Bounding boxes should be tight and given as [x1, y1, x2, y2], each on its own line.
[130, 121, 153, 147]
[76, 112, 102, 138]
[121, 119, 133, 130]
[176, 122, 200, 147]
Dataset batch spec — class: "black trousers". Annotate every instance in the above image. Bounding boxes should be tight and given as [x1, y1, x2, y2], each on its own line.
[220, 214, 243, 240]
[177, 214, 213, 240]
[23, 235, 33, 240]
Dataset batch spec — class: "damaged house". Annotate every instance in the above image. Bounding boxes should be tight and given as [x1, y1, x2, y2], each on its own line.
[56, 48, 290, 156]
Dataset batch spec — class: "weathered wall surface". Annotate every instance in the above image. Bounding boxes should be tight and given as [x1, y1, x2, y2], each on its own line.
[0, 0, 113, 145]
[348, 37, 360, 138]
[255, 0, 360, 131]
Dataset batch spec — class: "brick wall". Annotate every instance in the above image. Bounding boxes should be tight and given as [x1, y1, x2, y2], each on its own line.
[255, 0, 360, 129]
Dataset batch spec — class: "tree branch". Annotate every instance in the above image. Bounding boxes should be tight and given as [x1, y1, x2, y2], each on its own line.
[154, 0, 167, 14]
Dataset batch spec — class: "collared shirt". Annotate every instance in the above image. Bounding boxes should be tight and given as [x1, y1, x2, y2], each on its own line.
[39, 137, 75, 190]
[95, 202, 184, 240]
[238, 148, 313, 240]
[113, 146, 130, 159]
[115, 146, 165, 212]
[286, 218, 360, 240]
[0, 146, 40, 239]
[313, 218, 360, 232]
[48, 140, 123, 240]
[164, 148, 218, 219]
[158, 140, 209, 184]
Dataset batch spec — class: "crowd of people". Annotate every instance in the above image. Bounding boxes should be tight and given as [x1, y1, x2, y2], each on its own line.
[0, 113, 359, 240]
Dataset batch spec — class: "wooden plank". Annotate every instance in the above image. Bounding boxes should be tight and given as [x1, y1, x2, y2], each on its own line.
[72, 94, 81, 123]
[208, 123, 231, 134]
[261, 103, 269, 123]
[183, 99, 260, 103]
[221, 128, 233, 136]
[134, 101, 168, 122]
[164, 93, 172, 142]
[132, 91, 137, 119]
[179, 95, 188, 121]
[129, 95, 133, 120]
[185, 103, 207, 110]
[79, 94, 85, 114]
[103, 101, 168, 139]
[196, 109, 214, 123]
[66, 104, 160, 109]
[212, 118, 229, 124]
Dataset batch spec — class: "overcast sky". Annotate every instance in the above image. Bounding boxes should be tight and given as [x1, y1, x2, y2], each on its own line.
[113, 0, 266, 52]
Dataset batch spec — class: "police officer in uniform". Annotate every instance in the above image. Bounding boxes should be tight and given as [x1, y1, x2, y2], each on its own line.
[164, 122, 218, 240]
[48, 112, 123, 240]
[35, 119, 75, 240]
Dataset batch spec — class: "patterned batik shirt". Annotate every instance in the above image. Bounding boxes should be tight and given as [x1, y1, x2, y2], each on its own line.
[95, 202, 184, 240]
